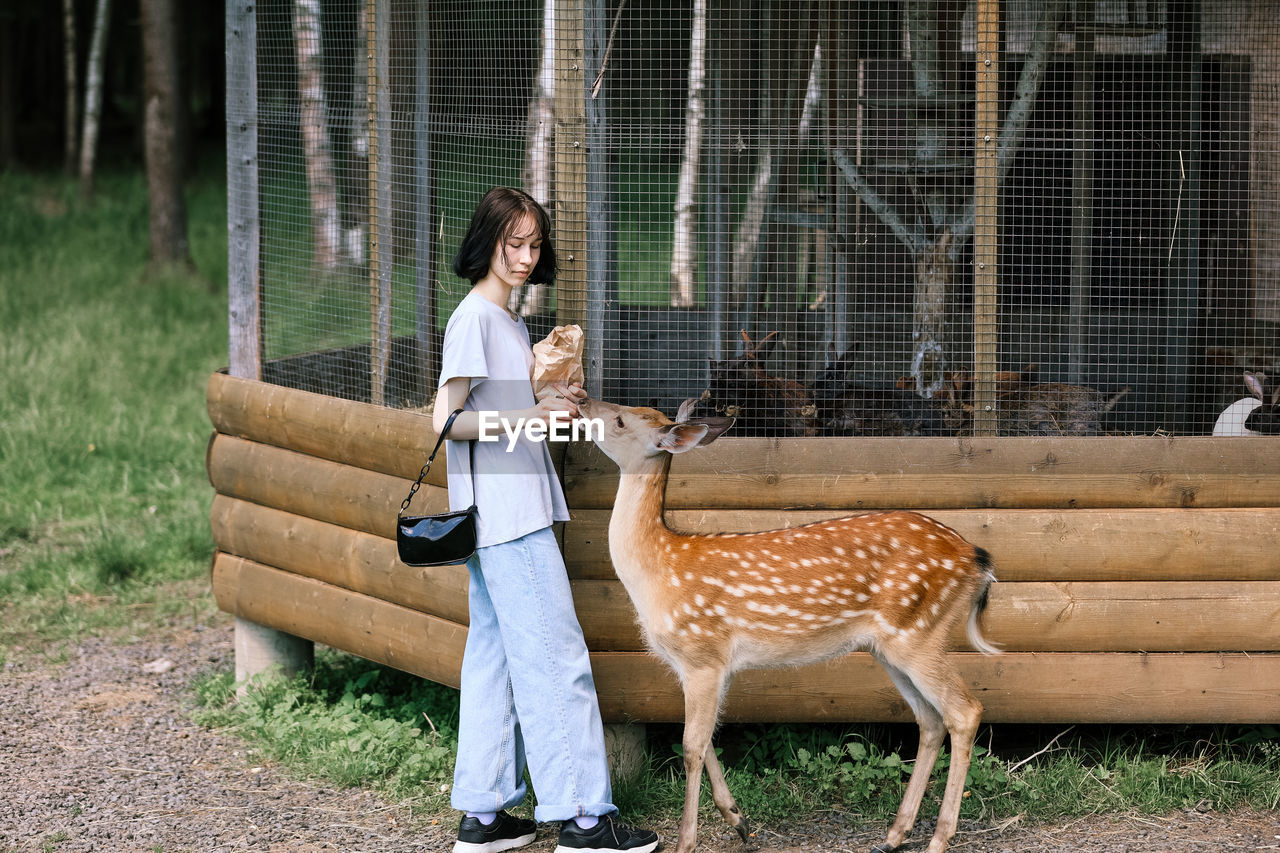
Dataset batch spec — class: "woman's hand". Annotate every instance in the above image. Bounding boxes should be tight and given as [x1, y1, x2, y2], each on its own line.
[534, 382, 583, 419]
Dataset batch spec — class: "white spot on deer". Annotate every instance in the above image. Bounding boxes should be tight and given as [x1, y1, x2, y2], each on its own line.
[694, 594, 706, 607]
[689, 622, 703, 635]
[833, 546, 846, 556]
[900, 596, 912, 607]
[874, 613, 899, 635]
[856, 593, 869, 603]
[916, 618, 926, 629]
[908, 573, 920, 584]
[670, 575, 681, 588]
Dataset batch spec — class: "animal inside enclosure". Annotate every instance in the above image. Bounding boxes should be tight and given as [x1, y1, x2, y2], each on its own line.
[214, 0, 1280, 731]
[239, 0, 1280, 437]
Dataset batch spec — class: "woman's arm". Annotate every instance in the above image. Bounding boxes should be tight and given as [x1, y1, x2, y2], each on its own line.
[432, 376, 582, 440]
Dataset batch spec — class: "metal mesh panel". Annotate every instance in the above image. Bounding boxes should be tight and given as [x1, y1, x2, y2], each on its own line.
[239, 0, 1280, 438]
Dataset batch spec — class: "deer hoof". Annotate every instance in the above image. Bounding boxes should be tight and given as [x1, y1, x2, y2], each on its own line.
[871, 843, 899, 853]
[734, 816, 751, 844]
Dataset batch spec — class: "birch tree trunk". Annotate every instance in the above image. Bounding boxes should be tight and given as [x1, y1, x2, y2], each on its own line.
[514, 0, 556, 317]
[62, 0, 78, 176]
[670, 0, 707, 307]
[346, 3, 369, 267]
[294, 0, 342, 273]
[140, 0, 191, 268]
[79, 0, 111, 199]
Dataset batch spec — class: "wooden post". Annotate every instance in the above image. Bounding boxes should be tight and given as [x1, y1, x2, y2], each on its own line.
[367, 0, 393, 406]
[554, 0, 588, 332]
[706, 0, 728, 363]
[1165, 0, 1202, 434]
[226, 0, 261, 381]
[414, 0, 438, 395]
[1069, 0, 1095, 387]
[972, 0, 999, 436]
[584, 0, 613, 399]
[1248, 0, 1280, 324]
[225, 0, 311, 688]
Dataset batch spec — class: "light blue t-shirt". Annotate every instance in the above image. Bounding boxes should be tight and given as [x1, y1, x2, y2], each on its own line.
[437, 291, 571, 547]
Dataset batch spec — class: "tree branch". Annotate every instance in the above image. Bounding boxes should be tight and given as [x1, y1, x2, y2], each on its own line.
[832, 147, 922, 253]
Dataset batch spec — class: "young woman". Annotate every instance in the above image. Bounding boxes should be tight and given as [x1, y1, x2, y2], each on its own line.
[434, 187, 658, 853]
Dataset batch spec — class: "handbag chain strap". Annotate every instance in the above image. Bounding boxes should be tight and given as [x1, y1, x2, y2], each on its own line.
[399, 407, 475, 516]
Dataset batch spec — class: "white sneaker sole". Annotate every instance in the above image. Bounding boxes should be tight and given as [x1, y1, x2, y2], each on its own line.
[453, 831, 537, 853]
[552, 840, 659, 853]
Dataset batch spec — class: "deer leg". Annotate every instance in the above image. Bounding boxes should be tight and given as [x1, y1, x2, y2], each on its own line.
[676, 667, 726, 853]
[703, 743, 749, 843]
[893, 658, 983, 853]
[873, 660, 947, 853]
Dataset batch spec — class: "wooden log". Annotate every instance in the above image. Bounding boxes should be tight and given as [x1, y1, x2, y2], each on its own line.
[591, 650, 1280, 725]
[567, 468, 1280, 510]
[207, 371, 568, 484]
[563, 433, 1280, 479]
[212, 552, 467, 689]
[211, 495, 470, 625]
[211, 500, 1280, 653]
[210, 555, 1280, 724]
[562, 507, 1280, 582]
[210, 497, 642, 650]
[209, 372, 1280, 507]
[207, 433, 439, 539]
[208, 371, 448, 485]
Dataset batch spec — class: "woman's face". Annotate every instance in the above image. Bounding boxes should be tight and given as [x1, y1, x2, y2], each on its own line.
[489, 214, 541, 289]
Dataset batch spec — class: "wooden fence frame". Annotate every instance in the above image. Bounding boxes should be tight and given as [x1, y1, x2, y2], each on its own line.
[208, 371, 1280, 724]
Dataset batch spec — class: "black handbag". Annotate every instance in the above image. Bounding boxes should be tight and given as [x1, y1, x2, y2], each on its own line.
[397, 408, 479, 566]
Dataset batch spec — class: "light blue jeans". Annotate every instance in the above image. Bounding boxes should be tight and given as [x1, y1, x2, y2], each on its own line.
[450, 525, 616, 822]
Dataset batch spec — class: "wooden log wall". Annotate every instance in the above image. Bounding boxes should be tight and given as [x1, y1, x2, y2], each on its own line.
[207, 371, 1280, 723]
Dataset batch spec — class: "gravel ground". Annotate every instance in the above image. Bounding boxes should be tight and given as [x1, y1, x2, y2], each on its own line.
[1, 614, 1276, 853]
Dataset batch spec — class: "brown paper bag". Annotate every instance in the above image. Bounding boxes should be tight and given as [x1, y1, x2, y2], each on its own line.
[532, 324, 585, 400]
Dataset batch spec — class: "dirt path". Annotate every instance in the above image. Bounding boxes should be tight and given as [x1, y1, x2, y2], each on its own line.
[1, 615, 1275, 852]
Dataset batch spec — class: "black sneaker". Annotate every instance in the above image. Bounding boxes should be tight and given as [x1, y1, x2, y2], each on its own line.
[554, 814, 660, 853]
[452, 811, 537, 853]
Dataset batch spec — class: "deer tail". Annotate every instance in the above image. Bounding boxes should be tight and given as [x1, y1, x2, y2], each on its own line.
[967, 547, 1001, 656]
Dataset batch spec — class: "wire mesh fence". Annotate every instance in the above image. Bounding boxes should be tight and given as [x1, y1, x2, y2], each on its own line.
[235, 0, 1280, 437]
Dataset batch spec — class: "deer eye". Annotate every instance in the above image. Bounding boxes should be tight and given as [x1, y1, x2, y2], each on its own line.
[614, 415, 625, 428]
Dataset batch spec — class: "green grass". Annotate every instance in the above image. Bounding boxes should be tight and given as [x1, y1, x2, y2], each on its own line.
[0, 164, 228, 649]
[192, 650, 1280, 827]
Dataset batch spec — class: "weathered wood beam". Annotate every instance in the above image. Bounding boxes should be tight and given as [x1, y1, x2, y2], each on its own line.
[211, 554, 1280, 724]
[207, 434, 442, 537]
[210, 498, 642, 651]
[561, 507, 1280, 583]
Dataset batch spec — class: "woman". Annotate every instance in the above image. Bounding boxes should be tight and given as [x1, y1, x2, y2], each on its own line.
[434, 187, 658, 853]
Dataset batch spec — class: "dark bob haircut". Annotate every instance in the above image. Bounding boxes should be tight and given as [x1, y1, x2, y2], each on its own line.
[452, 187, 557, 285]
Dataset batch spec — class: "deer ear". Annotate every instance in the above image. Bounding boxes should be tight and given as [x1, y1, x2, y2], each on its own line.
[656, 422, 711, 454]
[675, 398, 699, 423]
[691, 416, 735, 445]
[1245, 372, 1266, 401]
